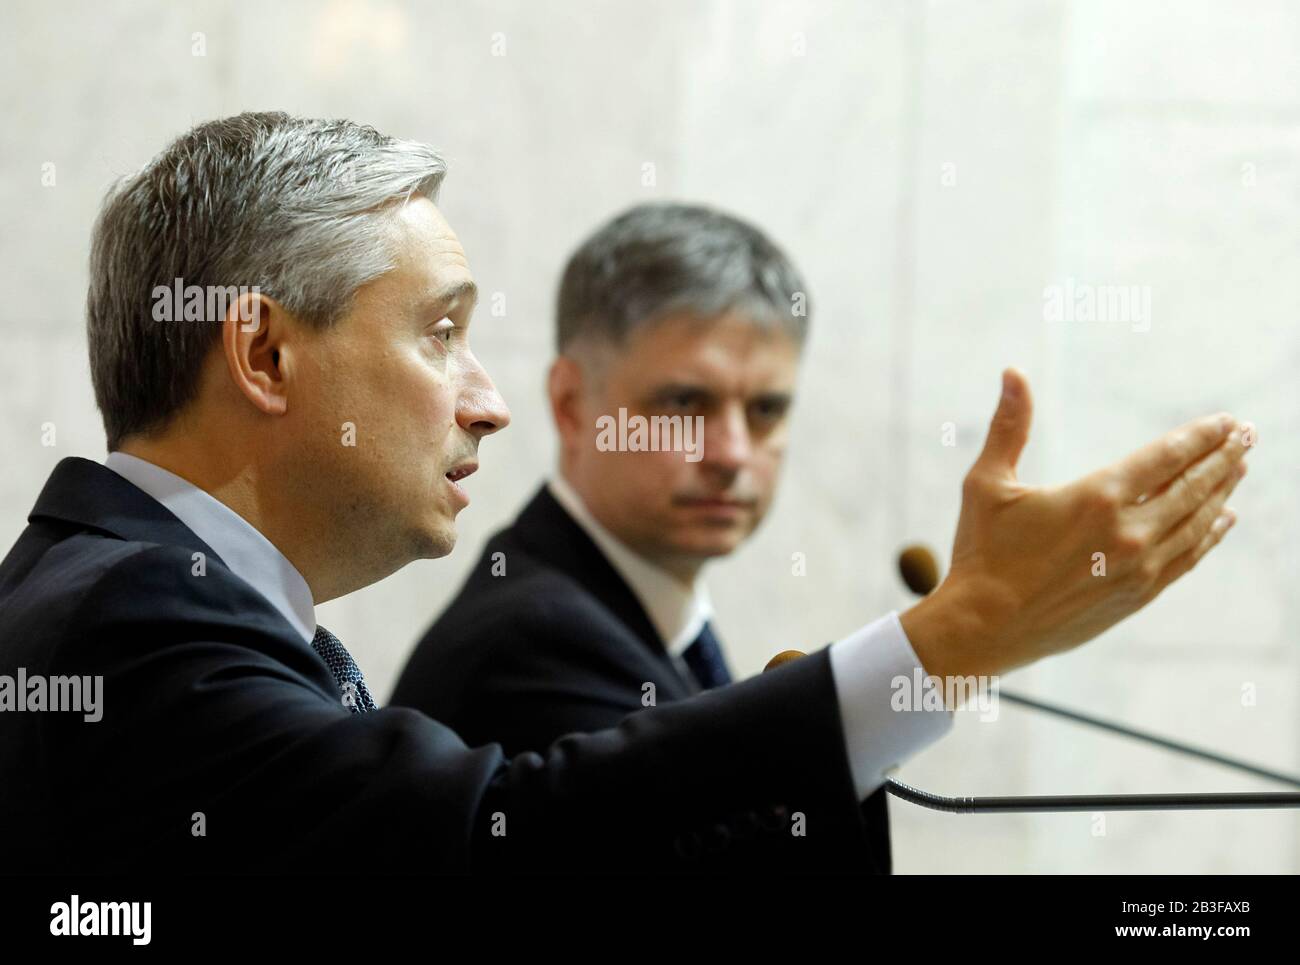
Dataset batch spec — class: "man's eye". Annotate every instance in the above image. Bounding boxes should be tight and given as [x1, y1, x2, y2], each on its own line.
[662, 392, 700, 411]
[751, 399, 789, 421]
[428, 317, 455, 346]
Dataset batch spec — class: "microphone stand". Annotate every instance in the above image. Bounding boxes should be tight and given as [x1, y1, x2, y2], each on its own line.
[763, 649, 1300, 813]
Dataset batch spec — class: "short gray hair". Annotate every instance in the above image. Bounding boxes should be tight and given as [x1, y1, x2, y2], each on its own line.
[87, 111, 447, 451]
[556, 202, 810, 354]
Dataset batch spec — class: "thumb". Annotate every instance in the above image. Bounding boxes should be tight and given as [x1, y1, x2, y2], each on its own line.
[972, 367, 1033, 479]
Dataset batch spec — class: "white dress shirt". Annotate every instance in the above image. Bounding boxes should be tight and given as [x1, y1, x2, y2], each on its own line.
[547, 475, 711, 691]
[104, 451, 317, 645]
[548, 474, 954, 798]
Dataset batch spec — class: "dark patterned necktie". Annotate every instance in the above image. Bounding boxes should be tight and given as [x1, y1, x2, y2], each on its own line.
[311, 625, 378, 714]
[682, 622, 732, 690]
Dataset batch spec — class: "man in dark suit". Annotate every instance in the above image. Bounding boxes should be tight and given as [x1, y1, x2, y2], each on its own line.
[3, 453, 887, 872]
[0, 113, 1251, 874]
[391, 206, 923, 873]
[0, 114, 883, 874]
[392, 203, 1255, 873]
[394, 205, 814, 755]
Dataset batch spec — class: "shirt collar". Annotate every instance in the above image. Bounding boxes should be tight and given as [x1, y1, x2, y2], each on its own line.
[103, 451, 317, 645]
[547, 474, 711, 656]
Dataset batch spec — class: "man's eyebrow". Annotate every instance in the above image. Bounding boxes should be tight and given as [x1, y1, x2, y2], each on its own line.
[423, 279, 479, 315]
[644, 382, 717, 406]
[649, 381, 711, 396]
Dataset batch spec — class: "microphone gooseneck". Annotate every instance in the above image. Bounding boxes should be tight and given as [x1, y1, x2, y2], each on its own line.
[757, 547, 1300, 811]
[884, 779, 1300, 813]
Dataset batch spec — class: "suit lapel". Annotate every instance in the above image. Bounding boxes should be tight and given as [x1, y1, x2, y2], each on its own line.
[510, 486, 696, 693]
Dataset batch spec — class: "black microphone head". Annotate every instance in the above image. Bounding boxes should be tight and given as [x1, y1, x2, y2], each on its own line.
[898, 545, 940, 596]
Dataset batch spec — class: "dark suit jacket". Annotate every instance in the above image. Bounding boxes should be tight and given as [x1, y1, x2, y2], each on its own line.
[0, 458, 879, 873]
[392, 485, 893, 872]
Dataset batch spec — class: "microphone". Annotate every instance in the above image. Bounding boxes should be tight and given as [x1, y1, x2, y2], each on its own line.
[759, 547, 1300, 812]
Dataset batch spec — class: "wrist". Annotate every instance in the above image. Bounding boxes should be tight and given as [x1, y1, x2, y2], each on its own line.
[899, 576, 1001, 681]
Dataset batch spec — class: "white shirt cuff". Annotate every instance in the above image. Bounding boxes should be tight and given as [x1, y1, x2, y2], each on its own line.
[828, 609, 955, 799]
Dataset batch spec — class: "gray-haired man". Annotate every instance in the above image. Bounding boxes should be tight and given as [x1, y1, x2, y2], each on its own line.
[0, 112, 1251, 874]
[394, 204, 813, 730]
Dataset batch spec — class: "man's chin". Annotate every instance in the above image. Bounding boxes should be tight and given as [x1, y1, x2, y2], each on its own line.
[669, 529, 748, 560]
[413, 522, 458, 560]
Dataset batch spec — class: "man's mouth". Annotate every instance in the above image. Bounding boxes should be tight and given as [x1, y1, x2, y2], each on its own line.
[444, 463, 478, 504]
[673, 495, 755, 512]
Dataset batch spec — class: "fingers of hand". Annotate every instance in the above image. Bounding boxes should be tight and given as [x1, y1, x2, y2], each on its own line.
[1147, 464, 1242, 573]
[1146, 506, 1237, 600]
[1116, 412, 1235, 503]
[1138, 424, 1252, 537]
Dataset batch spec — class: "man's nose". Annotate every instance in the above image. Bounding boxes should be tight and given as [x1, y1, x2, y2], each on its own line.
[457, 355, 511, 438]
[702, 405, 752, 471]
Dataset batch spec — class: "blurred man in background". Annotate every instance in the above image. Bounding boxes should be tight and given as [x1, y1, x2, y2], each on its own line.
[395, 204, 823, 745]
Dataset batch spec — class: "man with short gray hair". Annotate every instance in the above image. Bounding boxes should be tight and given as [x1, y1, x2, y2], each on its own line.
[395, 202, 813, 736]
[0, 112, 1251, 874]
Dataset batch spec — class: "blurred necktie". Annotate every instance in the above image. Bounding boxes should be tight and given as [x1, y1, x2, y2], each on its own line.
[682, 622, 732, 690]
